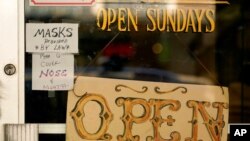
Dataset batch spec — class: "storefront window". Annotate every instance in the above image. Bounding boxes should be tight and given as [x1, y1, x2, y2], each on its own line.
[23, 0, 249, 140]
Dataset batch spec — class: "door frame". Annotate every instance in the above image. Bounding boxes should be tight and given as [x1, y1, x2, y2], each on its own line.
[0, 0, 25, 140]
[0, 0, 25, 124]
[18, 0, 25, 124]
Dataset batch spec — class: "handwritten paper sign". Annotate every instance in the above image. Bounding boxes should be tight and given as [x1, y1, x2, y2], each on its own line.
[66, 76, 229, 141]
[26, 23, 78, 53]
[32, 53, 74, 90]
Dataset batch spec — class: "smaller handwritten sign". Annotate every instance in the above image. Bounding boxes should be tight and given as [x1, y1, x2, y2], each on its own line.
[32, 53, 74, 91]
[26, 23, 78, 53]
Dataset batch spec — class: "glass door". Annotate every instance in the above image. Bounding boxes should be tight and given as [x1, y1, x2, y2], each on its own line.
[1, 0, 249, 140]
[23, 0, 250, 140]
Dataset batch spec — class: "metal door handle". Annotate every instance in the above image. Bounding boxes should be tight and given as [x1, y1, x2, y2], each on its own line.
[4, 64, 16, 75]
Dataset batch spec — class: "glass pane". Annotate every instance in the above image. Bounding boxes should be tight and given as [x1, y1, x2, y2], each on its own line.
[24, 0, 249, 125]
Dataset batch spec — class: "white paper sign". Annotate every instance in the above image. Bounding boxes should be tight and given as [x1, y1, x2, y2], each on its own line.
[32, 53, 74, 90]
[26, 23, 78, 53]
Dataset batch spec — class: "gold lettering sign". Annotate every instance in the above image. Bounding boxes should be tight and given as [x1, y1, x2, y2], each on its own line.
[66, 76, 229, 141]
[96, 8, 216, 32]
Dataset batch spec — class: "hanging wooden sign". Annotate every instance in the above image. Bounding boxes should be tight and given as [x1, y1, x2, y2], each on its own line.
[66, 76, 229, 141]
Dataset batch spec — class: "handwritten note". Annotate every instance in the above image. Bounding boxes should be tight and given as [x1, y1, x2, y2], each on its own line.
[32, 53, 74, 91]
[26, 23, 78, 53]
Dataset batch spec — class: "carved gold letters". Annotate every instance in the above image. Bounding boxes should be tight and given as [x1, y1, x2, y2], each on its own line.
[71, 94, 113, 140]
[71, 95, 228, 141]
[148, 99, 181, 141]
[185, 101, 229, 141]
[116, 97, 151, 141]
[115, 98, 182, 141]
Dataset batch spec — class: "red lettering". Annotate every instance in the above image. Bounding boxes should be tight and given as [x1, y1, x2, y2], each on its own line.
[39, 69, 67, 78]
